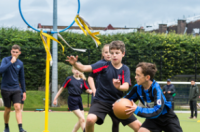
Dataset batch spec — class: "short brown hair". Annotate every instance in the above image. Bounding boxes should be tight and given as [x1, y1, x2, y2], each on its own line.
[12, 44, 21, 51]
[109, 40, 125, 53]
[136, 62, 157, 80]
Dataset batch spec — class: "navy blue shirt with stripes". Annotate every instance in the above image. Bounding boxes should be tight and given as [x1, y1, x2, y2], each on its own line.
[89, 59, 107, 88]
[62, 76, 89, 96]
[124, 80, 172, 119]
[0, 56, 26, 93]
[91, 61, 131, 104]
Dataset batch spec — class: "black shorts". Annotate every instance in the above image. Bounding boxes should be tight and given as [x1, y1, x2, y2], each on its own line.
[141, 109, 182, 132]
[68, 95, 83, 111]
[21, 95, 24, 104]
[1, 90, 21, 108]
[89, 100, 137, 126]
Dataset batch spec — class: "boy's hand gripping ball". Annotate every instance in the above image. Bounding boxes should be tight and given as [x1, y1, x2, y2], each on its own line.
[113, 98, 133, 119]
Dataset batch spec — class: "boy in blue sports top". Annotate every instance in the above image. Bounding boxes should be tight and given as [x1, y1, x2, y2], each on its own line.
[124, 62, 182, 132]
[88, 44, 120, 132]
[0, 45, 26, 132]
[66, 40, 141, 132]
[53, 64, 92, 132]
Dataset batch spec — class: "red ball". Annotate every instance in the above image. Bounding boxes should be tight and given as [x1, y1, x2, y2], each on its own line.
[113, 98, 133, 119]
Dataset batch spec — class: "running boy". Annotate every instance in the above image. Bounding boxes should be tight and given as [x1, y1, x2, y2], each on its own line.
[124, 62, 182, 132]
[0, 44, 26, 132]
[66, 40, 141, 132]
[53, 64, 92, 132]
[88, 44, 120, 132]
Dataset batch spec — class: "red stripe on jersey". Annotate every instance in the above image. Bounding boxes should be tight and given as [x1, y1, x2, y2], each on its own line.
[84, 81, 89, 89]
[93, 65, 109, 74]
[122, 70, 125, 84]
[63, 79, 71, 88]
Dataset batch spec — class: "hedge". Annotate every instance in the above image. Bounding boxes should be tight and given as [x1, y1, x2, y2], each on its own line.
[1, 27, 200, 90]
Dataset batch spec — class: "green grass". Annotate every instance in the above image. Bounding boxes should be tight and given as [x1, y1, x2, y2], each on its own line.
[0, 112, 199, 132]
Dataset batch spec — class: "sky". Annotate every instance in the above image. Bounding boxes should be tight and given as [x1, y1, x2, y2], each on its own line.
[0, 0, 200, 30]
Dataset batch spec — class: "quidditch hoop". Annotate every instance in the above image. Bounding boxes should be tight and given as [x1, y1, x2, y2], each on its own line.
[18, 0, 80, 34]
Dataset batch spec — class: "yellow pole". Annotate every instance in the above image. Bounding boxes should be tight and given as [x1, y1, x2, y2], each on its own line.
[43, 37, 50, 132]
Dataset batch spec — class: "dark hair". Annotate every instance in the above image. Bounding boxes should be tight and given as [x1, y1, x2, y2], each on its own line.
[101, 44, 110, 59]
[109, 40, 125, 53]
[12, 44, 21, 51]
[136, 62, 157, 80]
[191, 79, 195, 82]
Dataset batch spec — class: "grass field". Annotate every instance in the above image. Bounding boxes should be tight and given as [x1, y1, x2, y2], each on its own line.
[0, 111, 199, 132]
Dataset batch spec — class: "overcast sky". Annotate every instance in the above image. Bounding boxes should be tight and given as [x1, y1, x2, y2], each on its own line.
[0, 0, 200, 30]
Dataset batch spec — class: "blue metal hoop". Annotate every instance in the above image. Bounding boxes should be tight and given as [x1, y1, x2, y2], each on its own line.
[18, 0, 80, 34]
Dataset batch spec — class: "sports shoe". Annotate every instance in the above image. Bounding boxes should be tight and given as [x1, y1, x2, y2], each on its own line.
[19, 128, 27, 132]
[188, 117, 193, 119]
[193, 116, 197, 119]
[3, 128, 10, 132]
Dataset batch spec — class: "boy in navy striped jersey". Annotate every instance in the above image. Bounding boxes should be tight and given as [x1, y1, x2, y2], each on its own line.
[66, 40, 141, 132]
[124, 62, 182, 132]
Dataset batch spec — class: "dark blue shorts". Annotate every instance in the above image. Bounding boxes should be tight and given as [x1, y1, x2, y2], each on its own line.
[68, 95, 83, 111]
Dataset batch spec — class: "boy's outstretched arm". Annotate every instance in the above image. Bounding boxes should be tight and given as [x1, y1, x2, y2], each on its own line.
[66, 55, 92, 72]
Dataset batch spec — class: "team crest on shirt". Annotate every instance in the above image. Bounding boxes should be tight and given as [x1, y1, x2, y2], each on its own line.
[157, 99, 162, 105]
[118, 75, 122, 81]
[17, 65, 20, 68]
[80, 84, 83, 89]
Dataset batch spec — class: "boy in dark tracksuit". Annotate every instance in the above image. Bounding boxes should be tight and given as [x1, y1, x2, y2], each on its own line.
[124, 62, 182, 132]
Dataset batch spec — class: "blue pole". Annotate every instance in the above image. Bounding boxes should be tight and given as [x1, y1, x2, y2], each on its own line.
[52, 0, 58, 107]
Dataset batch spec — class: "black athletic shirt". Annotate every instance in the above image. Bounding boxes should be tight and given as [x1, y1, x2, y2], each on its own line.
[62, 76, 89, 96]
[91, 61, 130, 104]
[89, 59, 106, 88]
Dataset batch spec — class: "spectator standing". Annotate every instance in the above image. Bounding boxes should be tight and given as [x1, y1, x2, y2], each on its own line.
[189, 80, 199, 119]
[163, 79, 176, 110]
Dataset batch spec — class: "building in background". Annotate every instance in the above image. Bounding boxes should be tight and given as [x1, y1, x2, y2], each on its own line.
[145, 15, 200, 35]
[34, 23, 139, 35]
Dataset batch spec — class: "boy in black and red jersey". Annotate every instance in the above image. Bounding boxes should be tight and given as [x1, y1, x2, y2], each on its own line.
[66, 41, 141, 132]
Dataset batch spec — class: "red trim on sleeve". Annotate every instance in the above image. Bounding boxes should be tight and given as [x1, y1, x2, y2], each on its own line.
[83, 81, 89, 89]
[93, 65, 109, 74]
[122, 70, 125, 84]
[63, 79, 71, 88]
